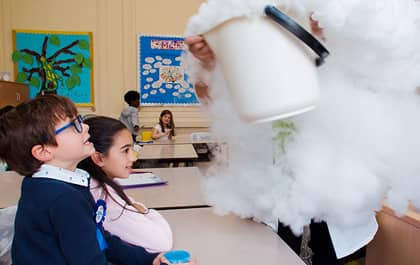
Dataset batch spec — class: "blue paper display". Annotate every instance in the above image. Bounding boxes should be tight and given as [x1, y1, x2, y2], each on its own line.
[13, 30, 94, 106]
[138, 35, 199, 105]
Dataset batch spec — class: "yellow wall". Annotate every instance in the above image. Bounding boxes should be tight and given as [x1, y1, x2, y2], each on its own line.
[0, 0, 208, 126]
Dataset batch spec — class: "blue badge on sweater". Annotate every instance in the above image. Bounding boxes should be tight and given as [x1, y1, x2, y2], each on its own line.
[94, 199, 108, 251]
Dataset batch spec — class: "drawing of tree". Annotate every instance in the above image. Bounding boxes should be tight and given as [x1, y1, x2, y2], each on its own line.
[12, 34, 92, 95]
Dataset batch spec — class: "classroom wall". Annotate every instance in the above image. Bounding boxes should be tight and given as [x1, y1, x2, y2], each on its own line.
[0, 0, 210, 127]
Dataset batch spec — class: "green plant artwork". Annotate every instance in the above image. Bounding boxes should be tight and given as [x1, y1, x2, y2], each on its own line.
[273, 120, 296, 154]
[12, 30, 94, 106]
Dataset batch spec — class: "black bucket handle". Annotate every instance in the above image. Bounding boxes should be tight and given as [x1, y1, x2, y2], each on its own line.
[264, 6, 330, 67]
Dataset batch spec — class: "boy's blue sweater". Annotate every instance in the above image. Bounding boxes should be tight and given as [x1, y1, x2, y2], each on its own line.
[12, 177, 158, 265]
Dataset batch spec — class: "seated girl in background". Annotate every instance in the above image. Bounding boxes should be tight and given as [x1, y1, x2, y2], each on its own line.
[78, 116, 173, 253]
[152, 110, 176, 141]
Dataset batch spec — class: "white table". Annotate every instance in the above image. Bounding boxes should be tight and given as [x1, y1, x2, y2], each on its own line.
[161, 208, 305, 265]
[0, 167, 207, 210]
[127, 167, 207, 209]
[144, 134, 220, 145]
[137, 144, 198, 160]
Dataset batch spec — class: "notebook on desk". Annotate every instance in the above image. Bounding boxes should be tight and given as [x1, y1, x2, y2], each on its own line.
[137, 140, 154, 145]
[115, 172, 167, 188]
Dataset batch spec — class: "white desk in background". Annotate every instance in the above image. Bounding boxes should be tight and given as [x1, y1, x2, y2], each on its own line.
[127, 167, 208, 210]
[137, 134, 227, 165]
[137, 144, 198, 160]
[138, 132, 221, 145]
[153, 137, 218, 145]
[0, 167, 207, 210]
[161, 207, 306, 265]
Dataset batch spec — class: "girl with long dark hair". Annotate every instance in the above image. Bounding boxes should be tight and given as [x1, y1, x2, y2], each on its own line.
[78, 116, 172, 253]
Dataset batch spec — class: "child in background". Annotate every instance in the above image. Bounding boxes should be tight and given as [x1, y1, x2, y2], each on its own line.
[152, 110, 175, 141]
[78, 116, 173, 253]
[0, 95, 186, 265]
[119, 90, 140, 142]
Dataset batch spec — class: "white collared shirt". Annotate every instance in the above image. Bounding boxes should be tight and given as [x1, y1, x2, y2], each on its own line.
[32, 164, 90, 187]
[328, 215, 378, 258]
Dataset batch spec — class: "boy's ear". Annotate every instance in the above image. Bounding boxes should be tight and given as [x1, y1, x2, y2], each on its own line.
[31, 145, 53, 162]
[91, 152, 105, 167]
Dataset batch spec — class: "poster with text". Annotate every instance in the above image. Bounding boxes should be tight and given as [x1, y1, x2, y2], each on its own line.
[138, 35, 199, 105]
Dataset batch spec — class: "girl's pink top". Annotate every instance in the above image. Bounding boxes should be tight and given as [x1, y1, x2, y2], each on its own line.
[90, 178, 173, 253]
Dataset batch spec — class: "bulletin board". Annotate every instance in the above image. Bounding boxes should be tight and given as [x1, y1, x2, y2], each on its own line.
[12, 29, 94, 106]
[138, 35, 199, 105]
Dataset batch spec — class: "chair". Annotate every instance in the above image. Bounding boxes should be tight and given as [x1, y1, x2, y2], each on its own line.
[0, 206, 17, 265]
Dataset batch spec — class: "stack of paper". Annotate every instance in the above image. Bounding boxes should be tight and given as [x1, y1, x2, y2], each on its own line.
[115, 173, 167, 188]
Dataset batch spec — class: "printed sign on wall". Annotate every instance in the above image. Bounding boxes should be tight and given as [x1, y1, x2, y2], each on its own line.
[138, 35, 199, 105]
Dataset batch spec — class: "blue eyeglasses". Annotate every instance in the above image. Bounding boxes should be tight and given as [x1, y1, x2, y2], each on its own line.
[55, 114, 84, 135]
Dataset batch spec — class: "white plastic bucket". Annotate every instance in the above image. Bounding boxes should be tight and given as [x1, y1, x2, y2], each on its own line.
[203, 6, 325, 123]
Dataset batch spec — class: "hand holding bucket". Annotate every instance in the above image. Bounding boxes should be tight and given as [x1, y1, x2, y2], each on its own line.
[197, 5, 329, 123]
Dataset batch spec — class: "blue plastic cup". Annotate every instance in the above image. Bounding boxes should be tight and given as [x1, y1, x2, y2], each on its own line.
[162, 250, 190, 264]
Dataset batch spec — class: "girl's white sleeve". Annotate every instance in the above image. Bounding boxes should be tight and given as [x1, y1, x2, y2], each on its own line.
[153, 124, 161, 132]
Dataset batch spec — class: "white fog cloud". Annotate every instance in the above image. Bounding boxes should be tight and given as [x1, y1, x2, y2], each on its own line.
[184, 0, 420, 234]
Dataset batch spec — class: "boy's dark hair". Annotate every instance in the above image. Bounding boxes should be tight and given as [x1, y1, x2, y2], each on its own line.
[0, 95, 78, 176]
[123, 90, 140, 105]
[78, 116, 138, 217]
[0, 105, 14, 116]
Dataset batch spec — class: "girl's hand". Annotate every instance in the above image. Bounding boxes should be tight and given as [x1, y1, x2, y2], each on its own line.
[163, 130, 171, 136]
[153, 253, 197, 265]
[153, 253, 166, 265]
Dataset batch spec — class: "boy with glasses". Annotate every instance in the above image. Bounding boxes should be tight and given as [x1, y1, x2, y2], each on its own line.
[0, 95, 182, 265]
